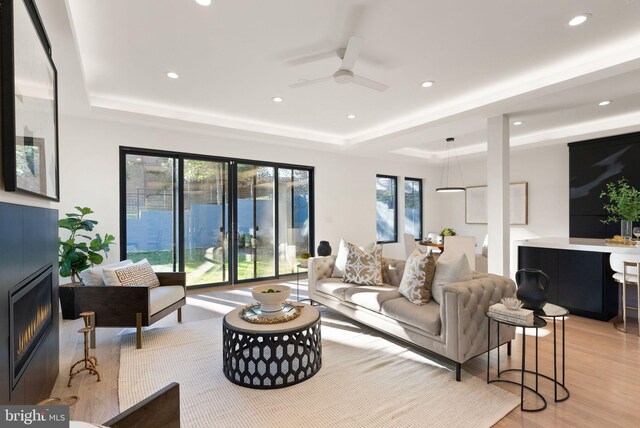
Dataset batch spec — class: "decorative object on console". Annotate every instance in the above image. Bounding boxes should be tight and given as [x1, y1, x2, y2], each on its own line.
[488, 302, 533, 324]
[251, 284, 291, 312]
[399, 249, 436, 305]
[441, 227, 456, 236]
[1, 0, 60, 200]
[299, 252, 311, 268]
[435, 138, 465, 193]
[58, 206, 115, 283]
[599, 178, 640, 240]
[501, 297, 524, 310]
[342, 243, 383, 286]
[515, 268, 550, 310]
[431, 253, 473, 304]
[317, 240, 332, 256]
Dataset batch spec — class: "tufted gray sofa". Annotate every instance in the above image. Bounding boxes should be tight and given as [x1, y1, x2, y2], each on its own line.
[308, 255, 516, 381]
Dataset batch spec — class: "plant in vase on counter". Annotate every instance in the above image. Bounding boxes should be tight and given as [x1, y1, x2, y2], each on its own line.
[600, 178, 640, 240]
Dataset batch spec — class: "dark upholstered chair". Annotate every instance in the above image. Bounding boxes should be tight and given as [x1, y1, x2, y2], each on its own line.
[103, 382, 180, 428]
[75, 272, 186, 349]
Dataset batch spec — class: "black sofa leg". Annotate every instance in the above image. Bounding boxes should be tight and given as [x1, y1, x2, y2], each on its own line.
[455, 363, 461, 381]
[507, 340, 512, 356]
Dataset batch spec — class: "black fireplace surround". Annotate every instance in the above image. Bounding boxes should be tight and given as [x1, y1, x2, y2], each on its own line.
[0, 202, 59, 404]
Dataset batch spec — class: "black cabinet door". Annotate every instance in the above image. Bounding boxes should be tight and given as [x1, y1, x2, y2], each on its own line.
[517, 246, 558, 304]
[557, 250, 604, 315]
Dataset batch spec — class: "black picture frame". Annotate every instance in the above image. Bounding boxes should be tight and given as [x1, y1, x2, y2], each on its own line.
[1, 0, 60, 201]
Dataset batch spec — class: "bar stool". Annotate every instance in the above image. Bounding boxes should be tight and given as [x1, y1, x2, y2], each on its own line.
[609, 253, 640, 335]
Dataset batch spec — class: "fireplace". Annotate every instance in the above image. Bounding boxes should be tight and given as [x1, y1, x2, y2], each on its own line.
[9, 265, 54, 387]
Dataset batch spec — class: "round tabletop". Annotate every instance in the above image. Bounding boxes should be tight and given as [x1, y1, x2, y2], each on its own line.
[534, 303, 569, 318]
[224, 302, 320, 334]
[486, 312, 547, 328]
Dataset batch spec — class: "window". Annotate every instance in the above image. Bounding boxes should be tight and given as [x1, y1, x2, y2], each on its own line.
[376, 175, 398, 243]
[404, 178, 423, 240]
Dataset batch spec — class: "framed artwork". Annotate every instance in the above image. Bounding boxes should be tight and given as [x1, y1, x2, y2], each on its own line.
[465, 182, 528, 225]
[1, 0, 59, 201]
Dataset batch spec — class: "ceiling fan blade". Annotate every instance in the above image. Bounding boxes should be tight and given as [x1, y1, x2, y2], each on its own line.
[340, 36, 363, 72]
[289, 76, 333, 89]
[284, 51, 337, 67]
[352, 74, 389, 92]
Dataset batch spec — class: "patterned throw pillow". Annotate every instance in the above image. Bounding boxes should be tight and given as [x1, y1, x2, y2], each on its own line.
[109, 259, 160, 288]
[399, 249, 436, 305]
[342, 243, 383, 286]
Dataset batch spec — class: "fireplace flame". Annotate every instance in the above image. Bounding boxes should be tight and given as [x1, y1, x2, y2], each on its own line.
[17, 303, 51, 359]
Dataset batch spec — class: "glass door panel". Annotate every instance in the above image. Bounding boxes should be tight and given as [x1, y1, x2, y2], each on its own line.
[236, 164, 275, 280]
[124, 154, 176, 272]
[183, 159, 229, 286]
[278, 169, 311, 275]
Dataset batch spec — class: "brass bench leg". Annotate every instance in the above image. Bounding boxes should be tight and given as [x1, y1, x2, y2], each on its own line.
[136, 313, 142, 349]
[178, 307, 182, 323]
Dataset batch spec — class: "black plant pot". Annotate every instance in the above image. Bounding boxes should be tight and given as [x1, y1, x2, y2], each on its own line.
[515, 268, 550, 310]
[317, 241, 332, 256]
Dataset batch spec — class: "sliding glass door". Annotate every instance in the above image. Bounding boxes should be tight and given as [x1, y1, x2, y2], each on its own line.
[121, 148, 313, 288]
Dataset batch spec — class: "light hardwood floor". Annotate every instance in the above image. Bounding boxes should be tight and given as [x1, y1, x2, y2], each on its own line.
[52, 278, 640, 427]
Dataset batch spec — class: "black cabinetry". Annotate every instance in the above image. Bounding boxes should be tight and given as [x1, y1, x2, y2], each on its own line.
[518, 246, 618, 321]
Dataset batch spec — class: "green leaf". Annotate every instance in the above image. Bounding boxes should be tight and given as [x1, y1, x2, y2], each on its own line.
[87, 251, 104, 265]
[75, 206, 94, 215]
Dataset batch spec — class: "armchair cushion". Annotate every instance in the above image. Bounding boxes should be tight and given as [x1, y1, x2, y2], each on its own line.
[104, 259, 160, 288]
[150, 286, 186, 315]
[80, 259, 132, 286]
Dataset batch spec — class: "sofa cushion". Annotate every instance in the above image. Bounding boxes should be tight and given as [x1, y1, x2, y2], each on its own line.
[344, 285, 401, 312]
[381, 298, 441, 336]
[431, 253, 473, 304]
[80, 259, 132, 286]
[343, 243, 383, 286]
[150, 286, 185, 315]
[104, 259, 160, 288]
[316, 278, 353, 301]
[332, 238, 350, 278]
[398, 249, 436, 305]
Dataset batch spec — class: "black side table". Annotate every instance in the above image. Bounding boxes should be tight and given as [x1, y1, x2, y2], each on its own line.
[486, 303, 570, 412]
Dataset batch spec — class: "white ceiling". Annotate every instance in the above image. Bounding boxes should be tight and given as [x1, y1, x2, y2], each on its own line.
[38, 0, 640, 161]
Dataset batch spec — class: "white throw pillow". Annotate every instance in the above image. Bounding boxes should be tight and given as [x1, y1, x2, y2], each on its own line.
[332, 239, 350, 278]
[431, 253, 473, 304]
[103, 258, 160, 288]
[79, 259, 133, 286]
[399, 249, 436, 305]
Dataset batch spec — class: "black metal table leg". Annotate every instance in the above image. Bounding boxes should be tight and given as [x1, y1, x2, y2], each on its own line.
[487, 318, 491, 384]
[497, 322, 500, 377]
[521, 328, 526, 411]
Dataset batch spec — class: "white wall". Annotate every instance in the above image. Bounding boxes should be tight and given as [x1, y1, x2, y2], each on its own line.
[431, 144, 570, 274]
[54, 114, 441, 265]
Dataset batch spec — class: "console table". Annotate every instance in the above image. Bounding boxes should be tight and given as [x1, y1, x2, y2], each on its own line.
[222, 303, 321, 389]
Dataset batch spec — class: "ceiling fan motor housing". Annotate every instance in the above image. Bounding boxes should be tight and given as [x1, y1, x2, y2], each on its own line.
[334, 69, 354, 83]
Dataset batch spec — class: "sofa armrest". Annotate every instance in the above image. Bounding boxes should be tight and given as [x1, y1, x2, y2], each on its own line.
[75, 285, 150, 326]
[307, 256, 337, 294]
[157, 271, 186, 288]
[441, 273, 516, 362]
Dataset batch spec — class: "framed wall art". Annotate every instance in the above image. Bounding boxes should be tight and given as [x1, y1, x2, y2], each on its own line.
[465, 182, 528, 225]
[1, 0, 59, 201]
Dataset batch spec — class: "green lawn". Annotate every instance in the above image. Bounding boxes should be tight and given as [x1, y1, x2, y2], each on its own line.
[129, 249, 277, 285]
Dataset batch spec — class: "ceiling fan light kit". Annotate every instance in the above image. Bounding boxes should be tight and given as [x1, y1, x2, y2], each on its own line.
[436, 137, 466, 193]
[289, 36, 389, 92]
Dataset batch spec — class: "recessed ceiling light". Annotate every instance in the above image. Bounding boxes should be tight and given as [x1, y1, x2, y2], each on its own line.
[598, 100, 611, 106]
[194, 0, 212, 6]
[166, 72, 179, 79]
[513, 121, 524, 126]
[568, 13, 591, 26]
[421, 81, 435, 88]
[346, 114, 356, 119]
[272, 96, 283, 103]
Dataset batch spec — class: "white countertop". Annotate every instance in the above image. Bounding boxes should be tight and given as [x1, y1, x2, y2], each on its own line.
[515, 237, 640, 254]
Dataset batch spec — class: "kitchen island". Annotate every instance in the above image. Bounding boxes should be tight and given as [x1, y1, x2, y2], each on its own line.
[516, 238, 640, 321]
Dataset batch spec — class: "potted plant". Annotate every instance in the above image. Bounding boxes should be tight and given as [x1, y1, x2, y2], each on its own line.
[299, 252, 311, 268]
[58, 206, 116, 283]
[599, 178, 640, 239]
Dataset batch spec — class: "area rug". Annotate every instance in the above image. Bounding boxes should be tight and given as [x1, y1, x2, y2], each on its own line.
[119, 315, 518, 428]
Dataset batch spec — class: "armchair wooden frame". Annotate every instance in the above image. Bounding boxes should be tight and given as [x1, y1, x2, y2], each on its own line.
[75, 272, 186, 349]
[103, 382, 180, 428]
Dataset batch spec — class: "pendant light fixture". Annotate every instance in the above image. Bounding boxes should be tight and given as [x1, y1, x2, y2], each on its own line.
[436, 137, 465, 193]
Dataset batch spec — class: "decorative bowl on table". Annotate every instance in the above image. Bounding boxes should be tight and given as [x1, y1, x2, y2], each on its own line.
[251, 284, 291, 312]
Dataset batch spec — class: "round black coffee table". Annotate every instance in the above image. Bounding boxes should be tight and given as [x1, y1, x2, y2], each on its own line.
[222, 303, 321, 389]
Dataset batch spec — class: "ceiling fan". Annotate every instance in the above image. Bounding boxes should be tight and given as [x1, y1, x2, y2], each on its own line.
[288, 36, 389, 92]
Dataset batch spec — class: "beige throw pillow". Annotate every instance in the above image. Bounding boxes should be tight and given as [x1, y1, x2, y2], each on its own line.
[103, 259, 160, 288]
[399, 249, 436, 305]
[342, 243, 384, 286]
[431, 253, 473, 304]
